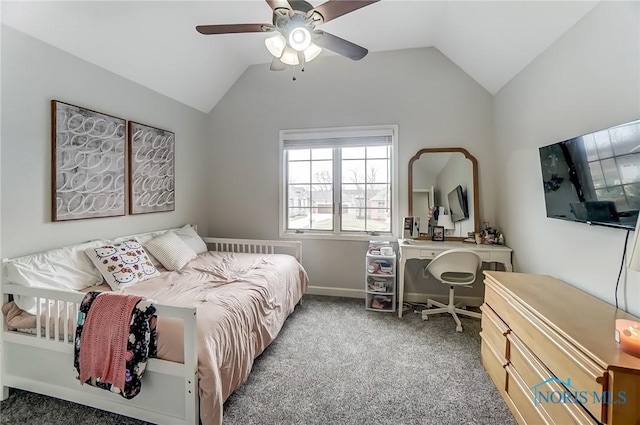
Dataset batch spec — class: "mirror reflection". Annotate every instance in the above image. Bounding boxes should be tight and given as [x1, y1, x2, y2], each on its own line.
[408, 148, 479, 240]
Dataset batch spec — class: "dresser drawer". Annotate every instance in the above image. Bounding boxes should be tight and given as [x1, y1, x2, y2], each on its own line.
[480, 303, 510, 359]
[487, 281, 607, 420]
[506, 364, 552, 425]
[419, 249, 444, 258]
[485, 280, 516, 324]
[508, 333, 599, 425]
[481, 337, 508, 392]
[477, 251, 491, 261]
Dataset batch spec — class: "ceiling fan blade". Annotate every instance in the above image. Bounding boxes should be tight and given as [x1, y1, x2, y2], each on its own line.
[313, 30, 368, 61]
[196, 24, 274, 35]
[266, 0, 291, 11]
[270, 57, 287, 71]
[311, 0, 379, 24]
[287, 0, 314, 13]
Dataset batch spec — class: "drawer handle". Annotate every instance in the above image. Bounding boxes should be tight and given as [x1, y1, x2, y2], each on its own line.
[480, 304, 510, 335]
[480, 332, 509, 367]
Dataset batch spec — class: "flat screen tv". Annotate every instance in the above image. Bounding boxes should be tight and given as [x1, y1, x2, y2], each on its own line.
[447, 185, 469, 222]
[538, 119, 640, 230]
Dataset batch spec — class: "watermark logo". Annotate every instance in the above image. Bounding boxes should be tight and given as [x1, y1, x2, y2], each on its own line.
[530, 377, 627, 406]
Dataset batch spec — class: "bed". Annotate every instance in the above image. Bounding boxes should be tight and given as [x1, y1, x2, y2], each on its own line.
[1, 229, 308, 425]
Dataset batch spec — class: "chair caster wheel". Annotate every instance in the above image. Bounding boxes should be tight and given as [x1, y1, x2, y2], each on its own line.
[422, 315, 429, 321]
[456, 325, 463, 332]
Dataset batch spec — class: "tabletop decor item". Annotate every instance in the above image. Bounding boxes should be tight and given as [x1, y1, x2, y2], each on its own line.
[615, 319, 640, 357]
[432, 225, 444, 241]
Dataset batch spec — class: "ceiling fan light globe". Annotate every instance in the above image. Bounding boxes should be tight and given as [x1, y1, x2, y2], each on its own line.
[288, 27, 311, 51]
[280, 46, 300, 66]
[303, 43, 322, 62]
[265, 33, 287, 58]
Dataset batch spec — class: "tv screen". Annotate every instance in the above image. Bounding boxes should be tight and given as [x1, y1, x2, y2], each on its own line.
[447, 185, 469, 222]
[538, 119, 640, 230]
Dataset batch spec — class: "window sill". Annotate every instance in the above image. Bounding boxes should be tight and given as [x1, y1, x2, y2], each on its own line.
[280, 232, 397, 242]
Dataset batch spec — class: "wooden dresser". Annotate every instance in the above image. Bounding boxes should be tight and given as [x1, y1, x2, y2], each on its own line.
[481, 271, 640, 425]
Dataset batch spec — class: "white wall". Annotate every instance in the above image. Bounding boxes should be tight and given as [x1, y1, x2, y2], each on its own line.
[0, 26, 210, 258]
[494, 2, 640, 315]
[207, 47, 495, 296]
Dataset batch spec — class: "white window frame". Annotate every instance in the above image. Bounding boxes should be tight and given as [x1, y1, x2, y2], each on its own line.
[279, 125, 399, 241]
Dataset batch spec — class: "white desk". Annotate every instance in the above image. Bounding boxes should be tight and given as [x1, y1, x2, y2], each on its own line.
[396, 239, 513, 318]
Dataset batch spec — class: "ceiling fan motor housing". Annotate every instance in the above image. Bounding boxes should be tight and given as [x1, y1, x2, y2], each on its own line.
[274, 8, 317, 35]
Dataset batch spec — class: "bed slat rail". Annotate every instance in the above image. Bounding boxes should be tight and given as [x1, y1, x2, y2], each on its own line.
[2, 284, 196, 348]
[202, 237, 302, 263]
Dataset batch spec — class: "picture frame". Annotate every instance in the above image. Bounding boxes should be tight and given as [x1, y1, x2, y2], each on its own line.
[432, 225, 445, 242]
[51, 100, 127, 221]
[128, 121, 175, 215]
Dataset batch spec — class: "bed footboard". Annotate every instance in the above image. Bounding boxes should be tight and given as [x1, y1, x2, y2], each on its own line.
[203, 237, 302, 263]
[1, 283, 199, 425]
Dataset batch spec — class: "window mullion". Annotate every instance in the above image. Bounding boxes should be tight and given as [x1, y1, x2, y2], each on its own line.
[364, 156, 368, 233]
[334, 147, 341, 234]
[308, 155, 313, 230]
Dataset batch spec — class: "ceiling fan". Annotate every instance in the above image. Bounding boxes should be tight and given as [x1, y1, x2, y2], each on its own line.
[196, 0, 380, 71]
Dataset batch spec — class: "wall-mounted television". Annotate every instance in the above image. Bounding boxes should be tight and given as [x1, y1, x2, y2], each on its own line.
[447, 185, 469, 222]
[538, 119, 640, 230]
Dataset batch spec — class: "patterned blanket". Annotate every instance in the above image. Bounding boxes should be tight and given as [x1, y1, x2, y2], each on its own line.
[74, 291, 158, 399]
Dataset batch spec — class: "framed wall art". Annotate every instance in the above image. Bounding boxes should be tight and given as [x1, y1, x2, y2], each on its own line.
[128, 121, 175, 214]
[51, 100, 126, 221]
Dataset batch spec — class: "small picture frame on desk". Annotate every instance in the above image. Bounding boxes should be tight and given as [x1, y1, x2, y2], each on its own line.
[432, 226, 445, 241]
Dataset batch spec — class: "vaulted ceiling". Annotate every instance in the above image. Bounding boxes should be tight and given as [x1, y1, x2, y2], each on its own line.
[1, 1, 599, 113]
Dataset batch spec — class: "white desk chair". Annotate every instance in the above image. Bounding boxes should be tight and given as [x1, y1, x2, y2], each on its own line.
[421, 248, 482, 332]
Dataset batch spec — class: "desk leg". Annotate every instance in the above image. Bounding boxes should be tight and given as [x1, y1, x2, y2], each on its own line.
[504, 262, 513, 272]
[398, 255, 406, 318]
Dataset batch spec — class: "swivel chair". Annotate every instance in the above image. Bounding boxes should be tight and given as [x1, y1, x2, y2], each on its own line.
[421, 248, 482, 332]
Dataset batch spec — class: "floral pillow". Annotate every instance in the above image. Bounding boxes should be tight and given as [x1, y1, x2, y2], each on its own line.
[85, 238, 161, 290]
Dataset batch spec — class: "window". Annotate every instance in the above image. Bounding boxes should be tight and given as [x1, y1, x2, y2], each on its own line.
[581, 122, 640, 212]
[280, 126, 398, 239]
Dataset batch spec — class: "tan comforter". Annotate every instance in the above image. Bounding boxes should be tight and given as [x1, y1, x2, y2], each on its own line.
[4, 251, 308, 425]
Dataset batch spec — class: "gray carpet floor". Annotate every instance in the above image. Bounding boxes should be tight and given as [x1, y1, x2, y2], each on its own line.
[1, 295, 515, 425]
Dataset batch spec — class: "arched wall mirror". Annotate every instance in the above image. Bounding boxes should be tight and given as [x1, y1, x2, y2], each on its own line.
[408, 148, 479, 241]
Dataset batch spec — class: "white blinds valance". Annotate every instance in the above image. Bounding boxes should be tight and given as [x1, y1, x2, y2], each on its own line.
[282, 128, 393, 149]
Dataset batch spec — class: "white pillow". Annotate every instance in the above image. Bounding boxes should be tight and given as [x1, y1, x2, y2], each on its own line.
[113, 228, 175, 268]
[85, 238, 161, 291]
[6, 240, 109, 313]
[145, 231, 197, 271]
[174, 224, 208, 254]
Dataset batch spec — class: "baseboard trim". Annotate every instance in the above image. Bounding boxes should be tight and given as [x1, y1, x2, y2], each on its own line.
[403, 292, 483, 307]
[306, 286, 363, 298]
[305, 286, 483, 307]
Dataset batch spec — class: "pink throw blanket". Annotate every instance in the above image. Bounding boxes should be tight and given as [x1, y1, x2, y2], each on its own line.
[78, 292, 142, 391]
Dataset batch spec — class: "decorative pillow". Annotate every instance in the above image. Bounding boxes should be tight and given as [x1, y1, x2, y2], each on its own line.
[173, 224, 208, 254]
[144, 231, 197, 271]
[85, 238, 161, 290]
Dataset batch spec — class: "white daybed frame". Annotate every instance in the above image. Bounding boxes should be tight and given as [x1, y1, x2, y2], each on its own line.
[0, 237, 302, 425]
